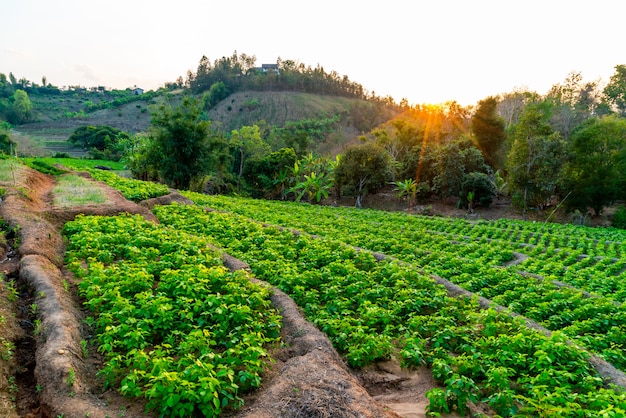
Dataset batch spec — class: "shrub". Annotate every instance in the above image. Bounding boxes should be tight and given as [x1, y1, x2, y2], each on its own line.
[612, 206, 626, 229]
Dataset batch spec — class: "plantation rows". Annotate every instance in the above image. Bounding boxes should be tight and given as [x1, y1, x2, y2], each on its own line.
[79, 173, 626, 415]
[150, 202, 624, 416]
[179, 194, 626, 372]
[63, 214, 281, 417]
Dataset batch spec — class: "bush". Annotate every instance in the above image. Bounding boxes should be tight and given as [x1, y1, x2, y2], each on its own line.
[459, 172, 496, 209]
[612, 206, 626, 229]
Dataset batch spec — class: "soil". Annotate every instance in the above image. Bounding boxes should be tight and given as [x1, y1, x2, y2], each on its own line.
[0, 166, 463, 417]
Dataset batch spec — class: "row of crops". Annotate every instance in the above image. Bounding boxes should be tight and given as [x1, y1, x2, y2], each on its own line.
[73, 171, 626, 416]
[63, 214, 281, 417]
[150, 202, 624, 416]
[181, 194, 626, 371]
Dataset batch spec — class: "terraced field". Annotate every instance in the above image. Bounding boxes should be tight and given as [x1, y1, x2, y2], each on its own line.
[0, 159, 624, 417]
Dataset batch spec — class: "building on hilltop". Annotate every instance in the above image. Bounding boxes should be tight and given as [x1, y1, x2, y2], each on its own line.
[250, 64, 280, 75]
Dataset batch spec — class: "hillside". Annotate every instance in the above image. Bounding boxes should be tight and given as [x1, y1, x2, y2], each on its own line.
[10, 90, 397, 157]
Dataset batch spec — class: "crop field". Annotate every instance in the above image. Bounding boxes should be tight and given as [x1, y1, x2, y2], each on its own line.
[2, 162, 625, 417]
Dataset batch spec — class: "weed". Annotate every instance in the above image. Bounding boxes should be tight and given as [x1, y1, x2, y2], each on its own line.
[80, 339, 88, 358]
[5, 280, 17, 302]
[66, 367, 76, 387]
[0, 339, 15, 360]
[33, 319, 42, 336]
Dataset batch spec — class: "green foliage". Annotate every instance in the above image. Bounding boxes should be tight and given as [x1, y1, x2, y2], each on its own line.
[0, 130, 15, 155]
[25, 159, 66, 176]
[63, 214, 281, 416]
[459, 172, 496, 209]
[562, 115, 626, 215]
[612, 206, 626, 229]
[188, 52, 379, 105]
[87, 169, 169, 202]
[10, 90, 33, 124]
[68, 125, 130, 161]
[335, 141, 392, 205]
[158, 196, 626, 416]
[393, 178, 417, 208]
[202, 81, 229, 110]
[146, 96, 215, 190]
[471, 96, 506, 170]
[242, 147, 297, 198]
[603, 64, 626, 115]
[506, 105, 565, 215]
[274, 116, 340, 156]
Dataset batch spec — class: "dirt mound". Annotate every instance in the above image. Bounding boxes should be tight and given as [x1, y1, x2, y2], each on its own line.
[140, 189, 194, 209]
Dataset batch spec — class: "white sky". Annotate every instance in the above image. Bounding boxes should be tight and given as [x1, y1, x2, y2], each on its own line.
[2, 0, 624, 106]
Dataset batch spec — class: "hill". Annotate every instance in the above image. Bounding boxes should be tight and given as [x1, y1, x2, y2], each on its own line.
[10, 90, 398, 157]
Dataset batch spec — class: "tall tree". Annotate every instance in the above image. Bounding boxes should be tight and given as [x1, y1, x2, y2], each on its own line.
[603, 64, 626, 115]
[147, 96, 213, 190]
[506, 105, 565, 219]
[471, 96, 506, 169]
[562, 115, 626, 215]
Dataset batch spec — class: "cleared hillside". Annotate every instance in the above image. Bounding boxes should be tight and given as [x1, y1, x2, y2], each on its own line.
[11, 90, 397, 157]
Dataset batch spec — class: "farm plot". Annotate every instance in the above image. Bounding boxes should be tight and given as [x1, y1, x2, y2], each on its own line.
[63, 214, 282, 417]
[179, 194, 626, 373]
[154, 202, 626, 416]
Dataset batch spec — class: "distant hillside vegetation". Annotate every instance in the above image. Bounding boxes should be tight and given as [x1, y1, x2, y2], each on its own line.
[208, 91, 398, 154]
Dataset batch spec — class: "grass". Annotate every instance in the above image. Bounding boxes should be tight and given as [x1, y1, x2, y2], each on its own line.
[23, 157, 125, 171]
[53, 174, 108, 207]
[0, 158, 25, 184]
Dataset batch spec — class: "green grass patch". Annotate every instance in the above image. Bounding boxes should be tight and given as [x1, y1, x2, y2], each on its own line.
[0, 158, 25, 183]
[53, 174, 108, 207]
[23, 157, 125, 171]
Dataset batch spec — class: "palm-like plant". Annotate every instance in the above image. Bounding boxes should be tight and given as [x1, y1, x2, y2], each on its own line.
[393, 179, 418, 208]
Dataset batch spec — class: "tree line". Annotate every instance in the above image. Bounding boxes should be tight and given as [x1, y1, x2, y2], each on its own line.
[115, 65, 626, 225]
[181, 52, 403, 109]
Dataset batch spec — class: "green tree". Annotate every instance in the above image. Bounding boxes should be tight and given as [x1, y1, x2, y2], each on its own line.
[10, 89, 33, 124]
[202, 81, 229, 110]
[603, 64, 626, 115]
[471, 96, 506, 169]
[243, 147, 297, 198]
[230, 125, 271, 191]
[506, 105, 565, 219]
[68, 125, 130, 160]
[562, 115, 626, 215]
[147, 96, 213, 190]
[459, 172, 496, 211]
[335, 142, 392, 208]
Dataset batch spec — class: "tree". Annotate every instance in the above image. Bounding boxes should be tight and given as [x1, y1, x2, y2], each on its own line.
[335, 142, 392, 208]
[147, 96, 213, 190]
[506, 105, 565, 219]
[230, 125, 271, 191]
[471, 96, 506, 169]
[459, 172, 496, 211]
[603, 64, 626, 115]
[10, 89, 32, 124]
[243, 147, 297, 198]
[562, 115, 626, 215]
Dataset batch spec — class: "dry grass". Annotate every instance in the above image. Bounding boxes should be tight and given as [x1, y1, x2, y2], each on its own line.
[52, 174, 107, 207]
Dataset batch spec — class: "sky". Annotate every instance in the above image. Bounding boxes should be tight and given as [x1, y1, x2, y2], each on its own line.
[2, 0, 625, 106]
